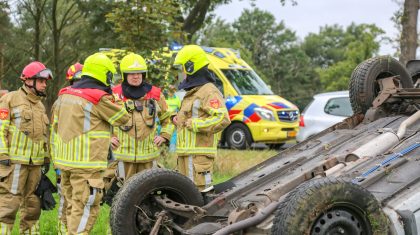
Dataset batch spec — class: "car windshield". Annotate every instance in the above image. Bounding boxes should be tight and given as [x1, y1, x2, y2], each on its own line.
[221, 69, 273, 95]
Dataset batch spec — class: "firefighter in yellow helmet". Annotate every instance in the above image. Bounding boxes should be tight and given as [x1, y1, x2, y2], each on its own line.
[50, 53, 129, 235]
[0, 61, 52, 234]
[112, 53, 173, 180]
[172, 45, 230, 190]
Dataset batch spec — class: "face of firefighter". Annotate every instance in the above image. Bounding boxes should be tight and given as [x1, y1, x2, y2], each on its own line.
[25, 78, 47, 93]
[127, 73, 143, 87]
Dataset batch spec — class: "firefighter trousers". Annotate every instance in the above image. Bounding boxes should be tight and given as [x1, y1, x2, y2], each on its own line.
[177, 155, 214, 191]
[61, 170, 104, 235]
[0, 163, 41, 234]
[117, 160, 157, 180]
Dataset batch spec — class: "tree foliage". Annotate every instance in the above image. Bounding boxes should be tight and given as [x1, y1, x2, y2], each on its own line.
[106, 0, 183, 53]
[306, 23, 384, 91]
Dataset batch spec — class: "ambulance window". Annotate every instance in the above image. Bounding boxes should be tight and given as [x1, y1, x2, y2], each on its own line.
[210, 70, 224, 95]
[222, 69, 273, 95]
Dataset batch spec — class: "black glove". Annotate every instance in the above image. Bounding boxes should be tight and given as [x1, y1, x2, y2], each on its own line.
[0, 159, 10, 166]
[102, 179, 122, 206]
[42, 161, 50, 175]
[35, 174, 57, 210]
[41, 189, 56, 210]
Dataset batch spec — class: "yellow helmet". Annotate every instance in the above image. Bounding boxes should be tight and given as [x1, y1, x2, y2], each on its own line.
[173, 45, 209, 75]
[119, 53, 148, 81]
[81, 53, 116, 86]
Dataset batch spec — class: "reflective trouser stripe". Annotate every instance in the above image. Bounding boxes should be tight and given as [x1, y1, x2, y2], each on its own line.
[188, 155, 193, 181]
[77, 188, 97, 233]
[204, 172, 212, 188]
[57, 182, 64, 218]
[11, 164, 21, 194]
[118, 161, 125, 179]
[152, 160, 157, 168]
[0, 222, 11, 235]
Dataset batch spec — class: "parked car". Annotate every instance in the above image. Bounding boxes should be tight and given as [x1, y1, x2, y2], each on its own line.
[296, 91, 353, 142]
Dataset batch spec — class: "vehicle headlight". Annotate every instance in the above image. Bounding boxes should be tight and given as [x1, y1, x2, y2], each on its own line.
[255, 107, 275, 121]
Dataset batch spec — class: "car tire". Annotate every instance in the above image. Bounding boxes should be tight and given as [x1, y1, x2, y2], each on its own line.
[349, 56, 414, 114]
[225, 123, 252, 149]
[271, 177, 389, 235]
[110, 168, 204, 235]
[406, 60, 420, 86]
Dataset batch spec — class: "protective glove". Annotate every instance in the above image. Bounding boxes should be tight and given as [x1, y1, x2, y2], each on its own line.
[35, 174, 57, 210]
[41, 189, 56, 210]
[42, 158, 50, 174]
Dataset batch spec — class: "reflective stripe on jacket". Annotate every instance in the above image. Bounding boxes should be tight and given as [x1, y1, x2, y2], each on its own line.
[176, 83, 230, 156]
[0, 86, 48, 165]
[51, 88, 129, 170]
[112, 85, 174, 162]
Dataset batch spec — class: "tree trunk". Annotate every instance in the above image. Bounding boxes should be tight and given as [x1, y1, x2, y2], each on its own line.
[182, 0, 211, 42]
[399, 0, 419, 65]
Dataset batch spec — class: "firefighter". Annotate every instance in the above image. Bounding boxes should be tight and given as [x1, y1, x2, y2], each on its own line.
[0, 61, 52, 234]
[51, 52, 129, 235]
[112, 53, 174, 180]
[66, 62, 83, 85]
[172, 45, 230, 190]
[55, 62, 84, 234]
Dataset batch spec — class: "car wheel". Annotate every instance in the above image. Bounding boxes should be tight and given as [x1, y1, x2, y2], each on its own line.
[406, 60, 420, 86]
[271, 177, 389, 235]
[225, 123, 252, 149]
[349, 56, 414, 114]
[110, 168, 204, 235]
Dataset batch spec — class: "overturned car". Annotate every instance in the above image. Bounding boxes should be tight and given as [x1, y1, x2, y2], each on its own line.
[110, 56, 420, 235]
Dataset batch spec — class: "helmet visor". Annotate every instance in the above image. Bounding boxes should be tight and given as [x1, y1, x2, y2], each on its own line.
[73, 70, 82, 80]
[35, 69, 53, 80]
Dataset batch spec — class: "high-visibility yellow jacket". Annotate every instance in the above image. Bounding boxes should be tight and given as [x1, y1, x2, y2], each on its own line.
[0, 86, 49, 165]
[51, 87, 130, 170]
[112, 85, 174, 163]
[176, 83, 230, 157]
[166, 94, 181, 113]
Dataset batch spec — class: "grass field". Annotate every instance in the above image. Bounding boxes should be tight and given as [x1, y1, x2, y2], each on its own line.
[10, 148, 276, 234]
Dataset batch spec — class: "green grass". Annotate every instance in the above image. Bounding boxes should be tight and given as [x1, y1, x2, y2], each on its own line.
[11, 148, 276, 234]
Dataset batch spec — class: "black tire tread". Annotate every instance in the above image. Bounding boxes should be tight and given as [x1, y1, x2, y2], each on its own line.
[110, 168, 203, 235]
[349, 56, 413, 114]
[271, 177, 389, 235]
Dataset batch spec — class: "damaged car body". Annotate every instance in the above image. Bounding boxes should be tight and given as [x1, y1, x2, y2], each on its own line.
[110, 56, 420, 235]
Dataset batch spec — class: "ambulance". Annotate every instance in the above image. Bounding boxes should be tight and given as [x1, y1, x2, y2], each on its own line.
[196, 47, 299, 149]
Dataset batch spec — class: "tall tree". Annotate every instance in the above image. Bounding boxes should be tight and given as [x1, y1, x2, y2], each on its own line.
[399, 0, 419, 64]
[307, 24, 384, 91]
[106, 0, 182, 53]
[18, 0, 48, 60]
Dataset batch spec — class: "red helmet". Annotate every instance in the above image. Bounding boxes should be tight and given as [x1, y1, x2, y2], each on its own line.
[21, 61, 53, 81]
[66, 62, 83, 81]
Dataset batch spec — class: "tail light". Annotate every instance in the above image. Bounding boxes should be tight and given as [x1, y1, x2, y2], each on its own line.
[299, 115, 305, 127]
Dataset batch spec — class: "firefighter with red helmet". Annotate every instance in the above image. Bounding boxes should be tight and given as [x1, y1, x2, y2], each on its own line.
[51, 53, 129, 234]
[112, 53, 173, 180]
[55, 62, 83, 234]
[66, 62, 83, 85]
[0, 61, 52, 234]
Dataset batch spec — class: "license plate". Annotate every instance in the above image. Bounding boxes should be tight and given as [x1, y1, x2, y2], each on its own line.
[287, 131, 297, 138]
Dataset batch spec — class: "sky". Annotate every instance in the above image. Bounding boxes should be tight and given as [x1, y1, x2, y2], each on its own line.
[214, 0, 404, 55]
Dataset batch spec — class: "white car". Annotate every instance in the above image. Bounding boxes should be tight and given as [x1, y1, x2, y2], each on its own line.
[297, 91, 353, 142]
